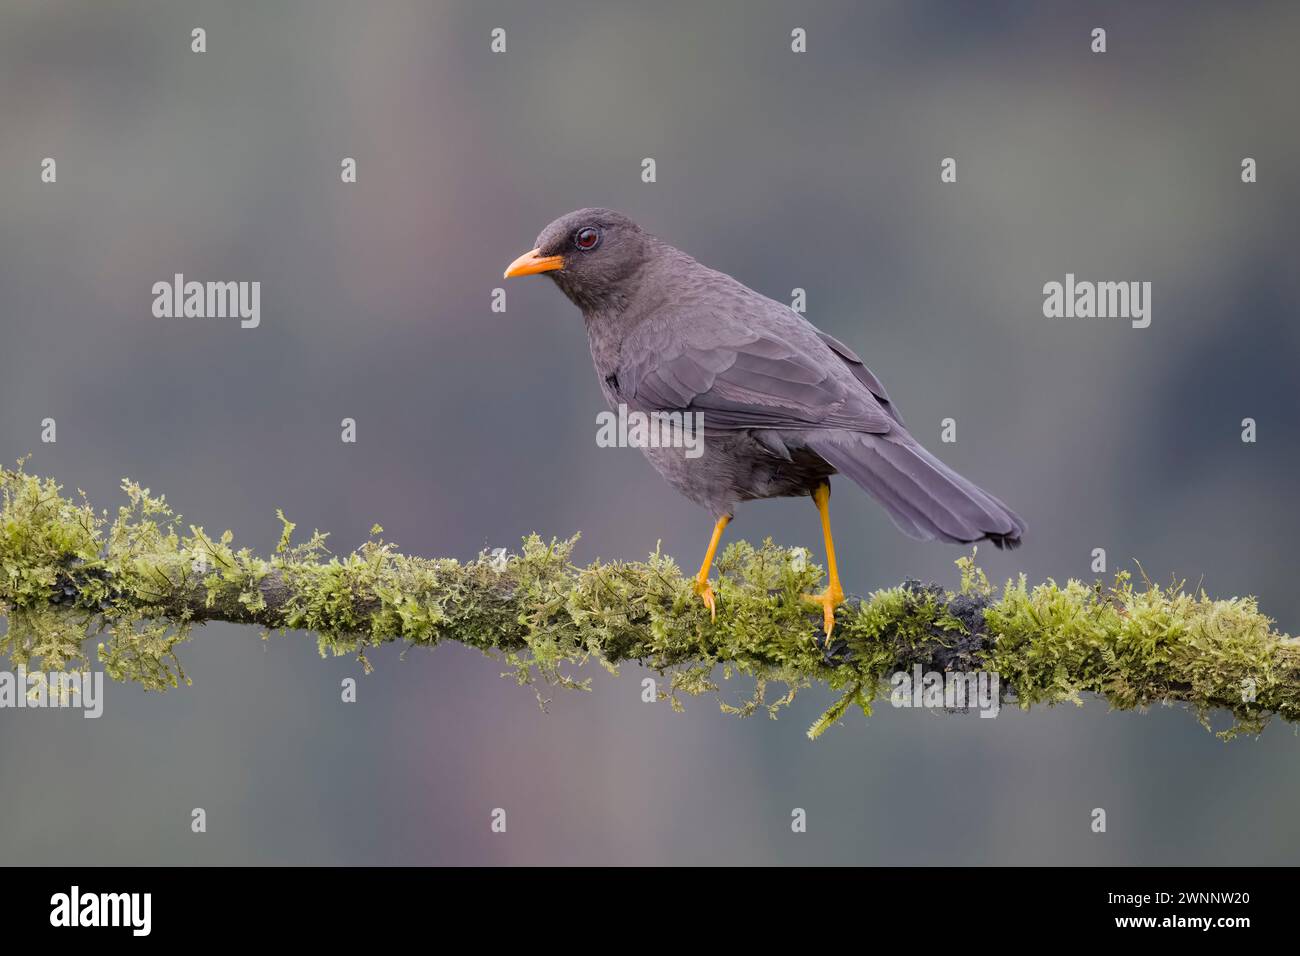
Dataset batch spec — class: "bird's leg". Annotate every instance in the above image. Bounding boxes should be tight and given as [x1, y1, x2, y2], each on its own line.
[692, 513, 731, 620]
[801, 481, 846, 644]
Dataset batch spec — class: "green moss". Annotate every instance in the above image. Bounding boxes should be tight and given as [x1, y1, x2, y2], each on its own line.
[2, 460, 1296, 738]
[983, 571, 1296, 738]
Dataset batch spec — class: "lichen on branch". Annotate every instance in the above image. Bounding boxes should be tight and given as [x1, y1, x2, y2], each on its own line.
[1, 461, 1296, 739]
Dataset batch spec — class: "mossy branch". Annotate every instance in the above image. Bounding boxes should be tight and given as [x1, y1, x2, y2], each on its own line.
[2, 462, 1297, 738]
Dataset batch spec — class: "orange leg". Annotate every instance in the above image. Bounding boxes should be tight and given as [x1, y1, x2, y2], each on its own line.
[692, 514, 731, 619]
[801, 482, 846, 642]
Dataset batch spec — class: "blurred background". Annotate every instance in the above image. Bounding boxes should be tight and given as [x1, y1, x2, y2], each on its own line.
[2, 0, 1298, 865]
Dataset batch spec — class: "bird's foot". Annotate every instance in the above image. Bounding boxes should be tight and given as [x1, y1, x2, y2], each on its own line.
[801, 586, 845, 646]
[693, 577, 717, 620]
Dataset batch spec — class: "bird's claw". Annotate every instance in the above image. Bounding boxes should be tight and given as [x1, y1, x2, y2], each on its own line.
[693, 578, 717, 620]
[801, 587, 844, 647]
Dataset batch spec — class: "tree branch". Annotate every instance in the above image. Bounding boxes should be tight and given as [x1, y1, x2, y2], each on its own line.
[2, 463, 1296, 738]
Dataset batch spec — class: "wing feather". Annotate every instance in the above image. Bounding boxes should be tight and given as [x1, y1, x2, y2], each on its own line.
[622, 320, 895, 435]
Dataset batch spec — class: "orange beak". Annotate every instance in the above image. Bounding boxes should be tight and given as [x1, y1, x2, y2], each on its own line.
[503, 248, 565, 279]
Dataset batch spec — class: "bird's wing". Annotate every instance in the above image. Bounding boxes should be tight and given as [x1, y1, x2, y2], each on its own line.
[622, 319, 895, 434]
[813, 328, 905, 427]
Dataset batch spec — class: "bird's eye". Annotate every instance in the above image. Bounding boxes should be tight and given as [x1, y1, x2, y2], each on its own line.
[574, 226, 601, 251]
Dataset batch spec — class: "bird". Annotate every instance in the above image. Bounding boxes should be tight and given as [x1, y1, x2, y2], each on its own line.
[503, 208, 1024, 638]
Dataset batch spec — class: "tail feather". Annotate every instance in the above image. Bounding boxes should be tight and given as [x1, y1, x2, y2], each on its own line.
[805, 431, 1025, 549]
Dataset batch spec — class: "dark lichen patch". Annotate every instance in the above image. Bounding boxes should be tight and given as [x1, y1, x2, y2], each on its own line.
[2, 460, 1296, 739]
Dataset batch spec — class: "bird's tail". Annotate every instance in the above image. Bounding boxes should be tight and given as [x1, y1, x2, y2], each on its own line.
[805, 431, 1025, 549]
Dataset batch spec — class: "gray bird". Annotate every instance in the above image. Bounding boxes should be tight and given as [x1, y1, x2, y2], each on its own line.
[504, 209, 1024, 636]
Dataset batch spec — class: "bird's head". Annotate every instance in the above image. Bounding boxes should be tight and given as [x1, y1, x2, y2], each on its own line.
[503, 208, 650, 310]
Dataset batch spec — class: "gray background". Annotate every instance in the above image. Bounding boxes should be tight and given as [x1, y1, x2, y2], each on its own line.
[2, 0, 1298, 864]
